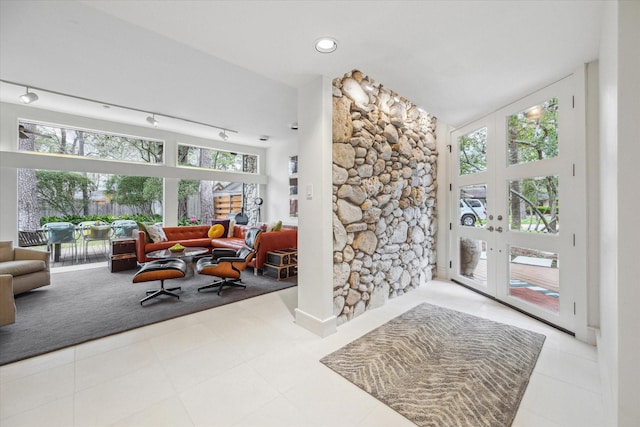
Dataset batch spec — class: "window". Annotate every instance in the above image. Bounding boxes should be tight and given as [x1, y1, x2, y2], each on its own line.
[18, 169, 163, 231]
[19, 121, 163, 164]
[177, 144, 257, 173]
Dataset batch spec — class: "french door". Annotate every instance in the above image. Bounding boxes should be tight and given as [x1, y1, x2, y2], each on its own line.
[450, 76, 584, 332]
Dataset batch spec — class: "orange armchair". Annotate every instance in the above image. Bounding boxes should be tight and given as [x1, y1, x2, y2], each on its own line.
[196, 228, 262, 295]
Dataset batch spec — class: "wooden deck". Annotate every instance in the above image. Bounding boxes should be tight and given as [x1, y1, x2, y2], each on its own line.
[465, 258, 559, 292]
[462, 258, 560, 312]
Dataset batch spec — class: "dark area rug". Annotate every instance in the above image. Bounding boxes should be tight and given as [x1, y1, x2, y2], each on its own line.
[0, 266, 296, 365]
[321, 303, 545, 427]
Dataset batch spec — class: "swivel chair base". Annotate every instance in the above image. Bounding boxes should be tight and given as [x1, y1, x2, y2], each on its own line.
[141, 280, 181, 305]
[198, 278, 246, 295]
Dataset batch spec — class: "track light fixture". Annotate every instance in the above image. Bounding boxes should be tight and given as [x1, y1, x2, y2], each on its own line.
[146, 114, 159, 127]
[219, 130, 228, 141]
[19, 87, 39, 104]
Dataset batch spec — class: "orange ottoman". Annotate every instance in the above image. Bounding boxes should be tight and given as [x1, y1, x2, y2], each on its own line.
[133, 259, 187, 305]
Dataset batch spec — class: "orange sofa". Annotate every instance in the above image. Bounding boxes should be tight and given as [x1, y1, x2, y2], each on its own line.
[210, 225, 297, 271]
[135, 225, 213, 263]
[135, 224, 297, 271]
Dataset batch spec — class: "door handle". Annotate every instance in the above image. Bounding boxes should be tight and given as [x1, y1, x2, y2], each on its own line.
[496, 226, 503, 233]
[487, 226, 494, 232]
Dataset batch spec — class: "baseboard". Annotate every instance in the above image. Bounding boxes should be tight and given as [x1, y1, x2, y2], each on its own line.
[294, 308, 337, 337]
[435, 266, 448, 280]
[585, 326, 597, 346]
[595, 328, 616, 425]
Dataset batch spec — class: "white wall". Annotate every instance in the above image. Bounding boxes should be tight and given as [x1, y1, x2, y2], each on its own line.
[615, 1, 640, 424]
[598, 1, 640, 425]
[265, 135, 298, 226]
[586, 61, 600, 329]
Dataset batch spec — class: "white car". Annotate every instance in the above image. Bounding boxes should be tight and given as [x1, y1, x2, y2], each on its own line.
[460, 199, 487, 226]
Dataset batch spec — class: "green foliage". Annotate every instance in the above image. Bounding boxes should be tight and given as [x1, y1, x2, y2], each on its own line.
[40, 213, 161, 227]
[177, 145, 247, 172]
[36, 170, 96, 217]
[178, 217, 201, 226]
[508, 98, 558, 165]
[23, 122, 163, 164]
[533, 206, 559, 215]
[179, 179, 200, 200]
[459, 127, 487, 175]
[105, 175, 162, 215]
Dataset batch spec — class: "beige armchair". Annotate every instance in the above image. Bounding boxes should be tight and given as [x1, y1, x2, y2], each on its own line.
[0, 275, 16, 326]
[0, 241, 50, 295]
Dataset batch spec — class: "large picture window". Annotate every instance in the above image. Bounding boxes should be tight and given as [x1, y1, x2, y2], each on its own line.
[18, 169, 164, 231]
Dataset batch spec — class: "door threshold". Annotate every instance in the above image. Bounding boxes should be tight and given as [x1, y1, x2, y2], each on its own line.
[451, 279, 575, 337]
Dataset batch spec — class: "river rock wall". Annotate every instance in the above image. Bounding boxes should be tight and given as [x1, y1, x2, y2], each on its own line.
[332, 70, 438, 325]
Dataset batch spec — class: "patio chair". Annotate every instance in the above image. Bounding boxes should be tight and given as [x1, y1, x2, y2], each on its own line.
[111, 219, 138, 239]
[78, 221, 112, 261]
[42, 222, 78, 262]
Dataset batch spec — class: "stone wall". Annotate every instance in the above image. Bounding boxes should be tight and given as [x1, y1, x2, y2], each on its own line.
[332, 70, 438, 325]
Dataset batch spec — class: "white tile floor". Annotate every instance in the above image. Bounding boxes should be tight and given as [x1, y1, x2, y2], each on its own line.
[0, 279, 606, 427]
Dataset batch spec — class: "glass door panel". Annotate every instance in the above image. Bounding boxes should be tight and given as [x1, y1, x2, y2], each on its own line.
[459, 127, 487, 174]
[460, 184, 487, 228]
[507, 97, 559, 166]
[508, 175, 559, 234]
[509, 246, 559, 314]
[459, 237, 488, 288]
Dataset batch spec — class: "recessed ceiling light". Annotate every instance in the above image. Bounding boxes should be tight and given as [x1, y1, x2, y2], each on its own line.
[314, 37, 337, 53]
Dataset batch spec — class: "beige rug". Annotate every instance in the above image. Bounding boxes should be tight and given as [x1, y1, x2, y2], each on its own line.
[320, 303, 545, 427]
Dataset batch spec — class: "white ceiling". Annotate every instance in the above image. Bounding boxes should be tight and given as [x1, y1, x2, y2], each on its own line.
[0, 0, 604, 147]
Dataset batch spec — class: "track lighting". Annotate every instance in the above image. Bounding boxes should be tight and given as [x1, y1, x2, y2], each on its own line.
[19, 87, 39, 104]
[3, 79, 239, 137]
[146, 114, 158, 127]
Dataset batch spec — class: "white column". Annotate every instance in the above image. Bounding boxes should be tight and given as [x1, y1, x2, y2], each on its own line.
[163, 136, 178, 226]
[295, 75, 336, 337]
[0, 104, 18, 242]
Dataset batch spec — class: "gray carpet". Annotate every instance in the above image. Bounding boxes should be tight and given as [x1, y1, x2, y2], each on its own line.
[0, 266, 296, 365]
[320, 303, 545, 427]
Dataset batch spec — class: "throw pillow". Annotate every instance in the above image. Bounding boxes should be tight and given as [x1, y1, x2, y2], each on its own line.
[227, 219, 236, 237]
[135, 222, 152, 243]
[208, 224, 225, 239]
[272, 220, 283, 231]
[146, 224, 168, 243]
[212, 219, 230, 237]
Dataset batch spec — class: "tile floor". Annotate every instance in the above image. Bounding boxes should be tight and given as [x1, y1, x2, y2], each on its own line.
[0, 278, 606, 427]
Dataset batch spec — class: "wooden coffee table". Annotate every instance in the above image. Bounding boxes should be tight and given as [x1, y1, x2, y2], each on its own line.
[146, 246, 208, 278]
